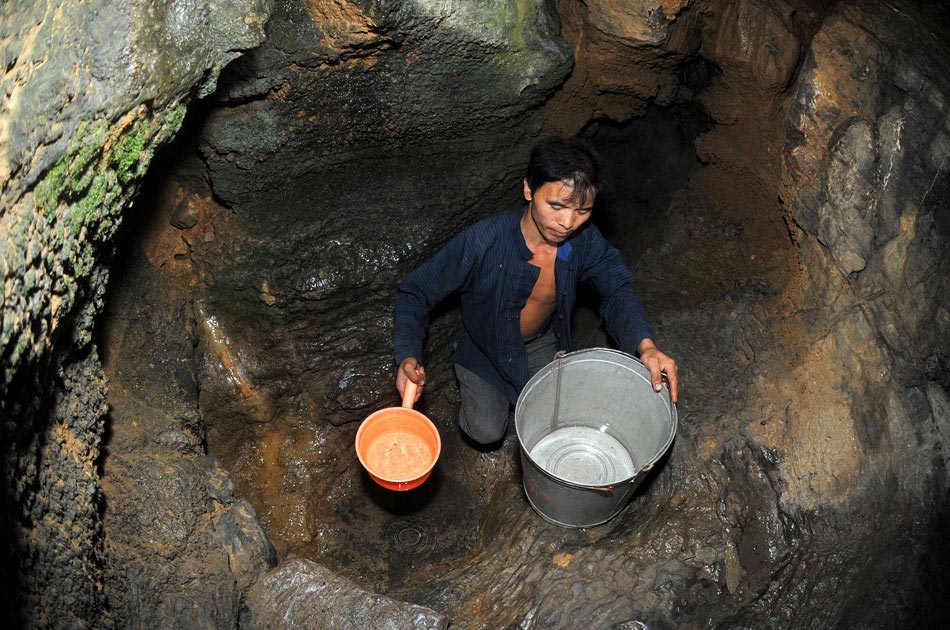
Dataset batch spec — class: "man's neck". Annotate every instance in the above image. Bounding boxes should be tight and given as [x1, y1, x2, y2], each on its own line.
[520, 206, 557, 253]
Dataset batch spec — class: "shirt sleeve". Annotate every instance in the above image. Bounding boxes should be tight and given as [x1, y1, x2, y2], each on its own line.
[393, 229, 479, 366]
[579, 227, 655, 354]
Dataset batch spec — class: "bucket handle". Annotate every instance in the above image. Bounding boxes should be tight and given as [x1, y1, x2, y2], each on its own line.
[588, 464, 652, 492]
[551, 351, 567, 432]
[402, 379, 417, 409]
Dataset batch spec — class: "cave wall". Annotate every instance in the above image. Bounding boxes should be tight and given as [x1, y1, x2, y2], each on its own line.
[167, 0, 576, 557]
[784, 0, 950, 380]
[0, 0, 272, 625]
[755, 6, 950, 620]
[195, 0, 571, 424]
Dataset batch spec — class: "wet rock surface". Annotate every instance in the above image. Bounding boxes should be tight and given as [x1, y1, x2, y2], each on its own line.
[99, 192, 278, 626]
[245, 556, 448, 629]
[0, 0, 271, 626]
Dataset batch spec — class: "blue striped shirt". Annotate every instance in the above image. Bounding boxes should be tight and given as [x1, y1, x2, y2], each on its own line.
[394, 208, 654, 403]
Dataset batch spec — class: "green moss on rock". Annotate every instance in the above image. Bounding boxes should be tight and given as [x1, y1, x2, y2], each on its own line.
[115, 118, 151, 184]
[34, 121, 108, 222]
[160, 104, 188, 141]
[31, 106, 184, 280]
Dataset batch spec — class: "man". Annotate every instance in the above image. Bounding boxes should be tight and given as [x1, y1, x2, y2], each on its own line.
[393, 136, 678, 446]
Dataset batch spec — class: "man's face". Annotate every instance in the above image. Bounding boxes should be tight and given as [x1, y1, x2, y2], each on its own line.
[523, 179, 595, 246]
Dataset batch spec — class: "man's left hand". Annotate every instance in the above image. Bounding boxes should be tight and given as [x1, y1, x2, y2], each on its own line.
[637, 339, 679, 404]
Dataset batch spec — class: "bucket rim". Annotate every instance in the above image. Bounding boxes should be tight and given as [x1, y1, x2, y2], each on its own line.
[514, 347, 677, 486]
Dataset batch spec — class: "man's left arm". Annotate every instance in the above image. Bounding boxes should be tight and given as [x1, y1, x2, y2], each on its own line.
[581, 230, 679, 403]
[637, 337, 678, 403]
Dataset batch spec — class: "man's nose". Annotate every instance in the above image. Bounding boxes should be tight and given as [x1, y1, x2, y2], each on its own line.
[558, 211, 575, 229]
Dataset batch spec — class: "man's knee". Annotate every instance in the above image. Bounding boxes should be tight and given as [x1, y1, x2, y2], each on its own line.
[458, 404, 508, 444]
[455, 363, 510, 445]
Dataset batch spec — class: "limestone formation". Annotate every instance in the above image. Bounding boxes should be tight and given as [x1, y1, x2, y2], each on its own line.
[1, 0, 272, 626]
[244, 557, 447, 629]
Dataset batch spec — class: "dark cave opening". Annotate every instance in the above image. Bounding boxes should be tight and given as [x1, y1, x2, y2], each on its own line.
[582, 104, 713, 260]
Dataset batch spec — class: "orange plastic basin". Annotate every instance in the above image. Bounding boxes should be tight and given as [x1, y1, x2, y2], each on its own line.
[355, 381, 441, 491]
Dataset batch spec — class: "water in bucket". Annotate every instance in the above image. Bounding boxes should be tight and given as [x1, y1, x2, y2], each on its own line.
[529, 426, 637, 485]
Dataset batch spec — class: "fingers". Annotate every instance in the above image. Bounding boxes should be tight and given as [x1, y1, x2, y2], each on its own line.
[403, 362, 426, 385]
[665, 361, 679, 404]
[396, 358, 426, 402]
[407, 364, 425, 403]
[399, 357, 417, 377]
[641, 348, 679, 404]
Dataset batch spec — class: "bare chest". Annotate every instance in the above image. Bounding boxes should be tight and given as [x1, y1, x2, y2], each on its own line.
[520, 249, 557, 339]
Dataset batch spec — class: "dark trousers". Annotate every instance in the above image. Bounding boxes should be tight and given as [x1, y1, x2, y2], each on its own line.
[454, 328, 558, 444]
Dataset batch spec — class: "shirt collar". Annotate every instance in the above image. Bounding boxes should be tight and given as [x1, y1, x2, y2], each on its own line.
[513, 207, 533, 260]
[558, 240, 573, 261]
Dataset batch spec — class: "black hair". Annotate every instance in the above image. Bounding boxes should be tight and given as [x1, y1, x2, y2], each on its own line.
[525, 136, 602, 204]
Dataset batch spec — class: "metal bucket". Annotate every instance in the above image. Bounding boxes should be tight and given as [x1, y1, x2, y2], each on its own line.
[514, 348, 677, 528]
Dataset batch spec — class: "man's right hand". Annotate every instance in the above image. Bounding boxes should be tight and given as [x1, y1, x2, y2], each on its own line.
[397, 358, 426, 403]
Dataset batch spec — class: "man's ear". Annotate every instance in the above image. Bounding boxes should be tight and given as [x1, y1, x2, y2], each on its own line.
[523, 178, 532, 201]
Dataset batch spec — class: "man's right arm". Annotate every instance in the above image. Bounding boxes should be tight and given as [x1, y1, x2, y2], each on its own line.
[396, 357, 425, 401]
[393, 229, 479, 393]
